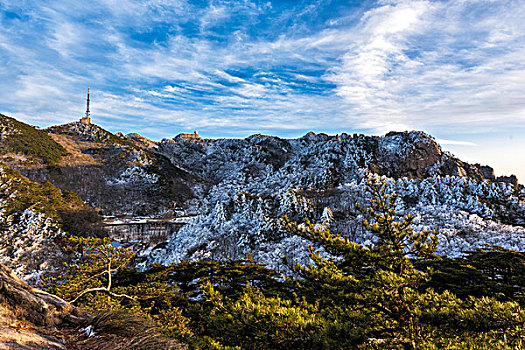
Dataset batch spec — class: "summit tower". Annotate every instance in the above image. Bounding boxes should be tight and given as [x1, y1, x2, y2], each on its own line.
[80, 87, 92, 125]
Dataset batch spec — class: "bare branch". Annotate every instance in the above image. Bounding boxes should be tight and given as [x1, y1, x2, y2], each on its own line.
[71, 286, 136, 304]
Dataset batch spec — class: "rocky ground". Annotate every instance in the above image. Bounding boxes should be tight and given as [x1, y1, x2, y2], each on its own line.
[0, 263, 186, 350]
[0, 263, 89, 349]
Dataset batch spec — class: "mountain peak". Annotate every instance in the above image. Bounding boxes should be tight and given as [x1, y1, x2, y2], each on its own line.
[47, 121, 137, 149]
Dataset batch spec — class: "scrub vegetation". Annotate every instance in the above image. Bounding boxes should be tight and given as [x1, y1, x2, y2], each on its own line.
[48, 179, 525, 349]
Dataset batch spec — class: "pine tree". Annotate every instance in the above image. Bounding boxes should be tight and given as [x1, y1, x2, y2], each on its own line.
[46, 179, 525, 349]
[47, 235, 196, 341]
[285, 177, 525, 348]
[47, 236, 137, 310]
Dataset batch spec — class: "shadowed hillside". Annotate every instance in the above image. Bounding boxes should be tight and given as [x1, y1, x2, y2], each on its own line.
[0, 114, 196, 216]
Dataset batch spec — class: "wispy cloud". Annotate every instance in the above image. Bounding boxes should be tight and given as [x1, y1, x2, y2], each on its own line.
[0, 0, 524, 143]
[326, 0, 525, 134]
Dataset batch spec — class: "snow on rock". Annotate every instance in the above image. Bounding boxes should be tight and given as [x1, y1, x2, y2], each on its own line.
[146, 131, 524, 272]
[108, 165, 159, 185]
[0, 208, 63, 284]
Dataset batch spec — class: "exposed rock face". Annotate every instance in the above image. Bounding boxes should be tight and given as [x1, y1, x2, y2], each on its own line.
[371, 131, 444, 179]
[0, 264, 88, 328]
[497, 175, 519, 187]
[476, 164, 496, 181]
[123, 132, 156, 148]
[0, 263, 90, 349]
[367, 131, 511, 183]
[0, 163, 88, 283]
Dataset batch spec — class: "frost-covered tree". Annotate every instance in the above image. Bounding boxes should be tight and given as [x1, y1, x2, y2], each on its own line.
[282, 177, 525, 349]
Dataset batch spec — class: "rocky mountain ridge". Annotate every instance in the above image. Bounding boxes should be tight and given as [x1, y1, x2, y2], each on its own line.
[0, 113, 523, 276]
[144, 130, 524, 272]
[0, 115, 196, 217]
[1, 113, 519, 216]
[157, 130, 519, 186]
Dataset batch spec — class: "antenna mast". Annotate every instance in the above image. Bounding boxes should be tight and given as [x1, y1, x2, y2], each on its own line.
[85, 87, 90, 118]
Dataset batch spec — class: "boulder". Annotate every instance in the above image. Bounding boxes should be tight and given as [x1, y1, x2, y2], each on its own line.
[0, 263, 91, 349]
[0, 263, 90, 328]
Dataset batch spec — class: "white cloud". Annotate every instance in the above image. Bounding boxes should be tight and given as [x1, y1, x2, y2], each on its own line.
[325, 0, 525, 134]
[326, 0, 435, 117]
[199, 4, 229, 30]
[436, 139, 477, 147]
[163, 85, 186, 94]
[231, 83, 267, 98]
[2, 0, 525, 142]
[214, 70, 246, 83]
[46, 21, 85, 57]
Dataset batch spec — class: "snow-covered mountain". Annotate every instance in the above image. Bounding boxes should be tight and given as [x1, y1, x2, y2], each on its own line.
[0, 164, 80, 283]
[145, 131, 524, 272]
[1, 112, 523, 276]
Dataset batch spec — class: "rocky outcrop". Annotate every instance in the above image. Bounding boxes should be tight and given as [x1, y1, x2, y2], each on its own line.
[122, 132, 156, 149]
[0, 263, 90, 349]
[0, 264, 89, 328]
[367, 131, 516, 184]
[0, 264, 187, 349]
[497, 175, 519, 187]
[475, 164, 496, 181]
[371, 131, 444, 179]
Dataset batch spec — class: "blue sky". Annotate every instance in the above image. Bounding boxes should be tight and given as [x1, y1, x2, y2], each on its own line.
[0, 0, 524, 181]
